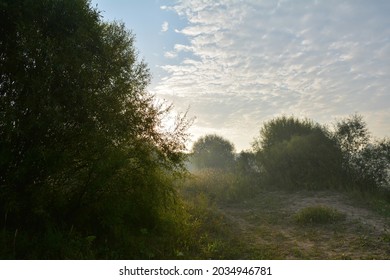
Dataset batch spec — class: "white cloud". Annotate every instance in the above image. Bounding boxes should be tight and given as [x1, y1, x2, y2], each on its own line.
[154, 0, 390, 151]
[161, 21, 169, 32]
[164, 51, 177, 58]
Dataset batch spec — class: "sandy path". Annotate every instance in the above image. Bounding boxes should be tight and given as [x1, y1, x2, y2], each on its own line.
[217, 189, 390, 259]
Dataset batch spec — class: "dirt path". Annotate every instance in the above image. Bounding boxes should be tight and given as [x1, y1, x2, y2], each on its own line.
[218, 190, 390, 259]
[286, 190, 389, 233]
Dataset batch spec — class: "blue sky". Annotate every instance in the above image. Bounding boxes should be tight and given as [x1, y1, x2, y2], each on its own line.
[91, 0, 390, 151]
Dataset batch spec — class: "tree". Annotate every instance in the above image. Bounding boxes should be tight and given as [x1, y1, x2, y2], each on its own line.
[235, 151, 258, 175]
[357, 139, 390, 189]
[333, 114, 370, 156]
[0, 0, 190, 258]
[333, 115, 389, 190]
[252, 116, 319, 151]
[253, 116, 343, 189]
[191, 134, 235, 170]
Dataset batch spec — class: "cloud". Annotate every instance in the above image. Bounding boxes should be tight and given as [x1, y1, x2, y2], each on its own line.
[154, 0, 390, 150]
[161, 21, 169, 32]
[164, 51, 177, 58]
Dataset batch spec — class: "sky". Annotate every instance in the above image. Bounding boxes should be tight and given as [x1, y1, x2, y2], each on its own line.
[91, 0, 390, 152]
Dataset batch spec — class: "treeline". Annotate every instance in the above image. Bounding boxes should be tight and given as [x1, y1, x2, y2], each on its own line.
[0, 0, 388, 259]
[190, 115, 389, 194]
[185, 116, 390, 260]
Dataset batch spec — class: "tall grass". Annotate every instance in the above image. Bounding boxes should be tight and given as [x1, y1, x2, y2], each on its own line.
[182, 168, 259, 203]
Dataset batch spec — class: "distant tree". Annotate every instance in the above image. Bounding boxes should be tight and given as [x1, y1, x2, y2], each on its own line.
[333, 114, 370, 156]
[253, 116, 343, 189]
[333, 115, 389, 190]
[0, 0, 190, 258]
[357, 139, 390, 189]
[191, 134, 235, 170]
[235, 151, 258, 175]
[252, 116, 319, 151]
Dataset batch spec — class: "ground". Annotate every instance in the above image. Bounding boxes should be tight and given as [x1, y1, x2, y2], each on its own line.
[216, 189, 390, 259]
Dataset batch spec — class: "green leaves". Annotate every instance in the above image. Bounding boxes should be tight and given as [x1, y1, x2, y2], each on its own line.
[191, 134, 235, 170]
[334, 114, 370, 155]
[253, 116, 343, 190]
[253, 116, 321, 151]
[333, 114, 389, 191]
[0, 0, 190, 258]
[252, 115, 389, 192]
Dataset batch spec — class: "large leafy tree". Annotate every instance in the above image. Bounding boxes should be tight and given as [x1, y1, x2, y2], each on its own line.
[252, 116, 318, 150]
[253, 116, 343, 189]
[191, 134, 235, 170]
[0, 0, 189, 257]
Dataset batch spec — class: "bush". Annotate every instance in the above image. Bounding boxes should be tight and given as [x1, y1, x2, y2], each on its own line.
[294, 206, 345, 225]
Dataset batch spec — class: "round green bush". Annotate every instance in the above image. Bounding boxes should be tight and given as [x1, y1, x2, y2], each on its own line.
[294, 205, 345, 225]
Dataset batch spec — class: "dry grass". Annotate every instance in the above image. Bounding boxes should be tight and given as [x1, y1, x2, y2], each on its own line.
[192, 188, 390, 259]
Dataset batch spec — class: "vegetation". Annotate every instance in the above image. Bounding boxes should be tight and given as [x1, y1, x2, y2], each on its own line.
[334, 114, 390, 191]
[191, 134, 235, 170]
[0, 0, 190, 259]
[0, 0, 389, 260]
[251, 115, 389, 193]
[293, 206, 346, 225]
[180, 116, 389, 259]
[252, 116, 344, 190]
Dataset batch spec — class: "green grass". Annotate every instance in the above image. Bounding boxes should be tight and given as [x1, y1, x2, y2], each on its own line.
[293, 205, 346, 225]
[171, 168, 390, 259]
[346, 188, 390, 218]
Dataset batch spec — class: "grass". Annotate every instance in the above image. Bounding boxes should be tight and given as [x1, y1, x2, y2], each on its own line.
[181, 169, 258, 203]
[346, 188, 390, 218]
[180, 172, 390, 259]
[293, 205, 346, 225]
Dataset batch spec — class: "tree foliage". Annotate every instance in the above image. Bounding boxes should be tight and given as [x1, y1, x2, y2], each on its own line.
[0, 0, 190, 258]
[333, 115, 389, 190]
[357, 139, 390, 189]
[333, 114, 370, 155]
[252, 116, 320, 151]
[191, 134, 235, 170]
[252, 115, 389, 191]
[253, 116, 343, 189]
[235, 151, 258, 175]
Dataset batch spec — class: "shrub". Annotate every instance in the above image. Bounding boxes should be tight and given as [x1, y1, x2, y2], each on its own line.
[294, 205, 345, 225]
